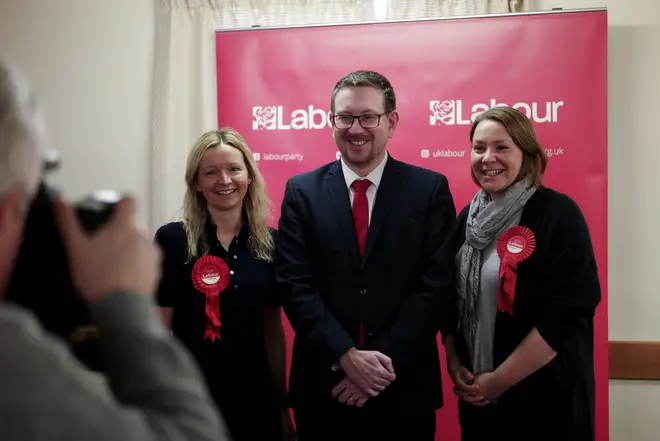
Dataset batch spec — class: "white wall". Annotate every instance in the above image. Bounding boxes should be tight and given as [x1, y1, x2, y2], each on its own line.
[534, 1, 660, 440]
[0, 0, 155, 227]
[1, 0, 659, 439]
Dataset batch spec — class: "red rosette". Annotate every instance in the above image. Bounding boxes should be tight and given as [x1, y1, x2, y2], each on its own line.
[191, 255, 231, 342]
[496, 226, 536, 315]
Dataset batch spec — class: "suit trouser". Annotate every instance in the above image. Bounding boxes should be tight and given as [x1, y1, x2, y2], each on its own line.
[295, 404, 436, 441]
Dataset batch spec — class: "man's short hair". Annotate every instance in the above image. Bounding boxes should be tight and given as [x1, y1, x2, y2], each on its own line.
[0, 60, 46, 202]
[330, 70, 396, 114]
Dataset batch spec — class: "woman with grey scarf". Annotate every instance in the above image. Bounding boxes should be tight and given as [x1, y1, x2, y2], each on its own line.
[444, 107, 601, 441]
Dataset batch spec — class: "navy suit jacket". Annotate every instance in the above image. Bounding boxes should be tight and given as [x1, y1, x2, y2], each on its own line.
[274, 156, 457, 415]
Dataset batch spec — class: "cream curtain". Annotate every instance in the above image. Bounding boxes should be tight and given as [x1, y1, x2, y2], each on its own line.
[383, 0, 528, 19]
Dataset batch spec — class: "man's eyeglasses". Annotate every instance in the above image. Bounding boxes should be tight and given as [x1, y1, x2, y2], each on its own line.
[332, 113, 387, 129]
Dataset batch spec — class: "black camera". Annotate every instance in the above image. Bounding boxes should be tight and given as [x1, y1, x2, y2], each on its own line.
[4, 178, 117, 372]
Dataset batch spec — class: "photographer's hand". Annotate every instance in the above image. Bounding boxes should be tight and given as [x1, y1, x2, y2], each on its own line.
[53, 196, 162, 300]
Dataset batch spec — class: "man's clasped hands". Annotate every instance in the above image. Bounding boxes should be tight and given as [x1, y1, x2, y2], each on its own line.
[330, 348, 395, 408]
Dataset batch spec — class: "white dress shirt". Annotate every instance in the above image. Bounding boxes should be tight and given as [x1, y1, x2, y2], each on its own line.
[340, 151, 389, 225]
[330, 151, 388, 371]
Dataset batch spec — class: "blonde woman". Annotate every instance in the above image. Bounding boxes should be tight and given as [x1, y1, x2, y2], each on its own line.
[154, 128, 293, 441]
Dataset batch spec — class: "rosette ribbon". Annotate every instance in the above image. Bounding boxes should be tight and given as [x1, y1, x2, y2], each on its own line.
[496, 226, 536, 315]
[191, 256, 230, 342]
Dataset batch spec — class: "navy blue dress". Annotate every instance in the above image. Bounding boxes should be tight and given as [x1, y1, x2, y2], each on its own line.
[154, 219, 284, 441]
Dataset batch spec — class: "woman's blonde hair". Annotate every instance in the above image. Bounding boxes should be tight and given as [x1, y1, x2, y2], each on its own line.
[181, 128, 274, 262]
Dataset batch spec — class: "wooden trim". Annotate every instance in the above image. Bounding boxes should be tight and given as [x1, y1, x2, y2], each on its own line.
[609, 341, 660, 380]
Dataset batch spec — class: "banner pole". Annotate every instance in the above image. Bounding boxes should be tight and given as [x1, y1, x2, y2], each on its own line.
[215, 6, 606, 33]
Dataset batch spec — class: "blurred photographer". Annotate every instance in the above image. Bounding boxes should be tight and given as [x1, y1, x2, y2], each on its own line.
[0, 60, 230, 440]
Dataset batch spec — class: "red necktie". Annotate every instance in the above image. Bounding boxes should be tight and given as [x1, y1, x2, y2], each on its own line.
[351, 179, 371, 255]
[351, 179, 371, 346]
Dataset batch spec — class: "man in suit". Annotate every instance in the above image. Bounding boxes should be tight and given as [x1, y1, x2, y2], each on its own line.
[274, 70, 457, 441]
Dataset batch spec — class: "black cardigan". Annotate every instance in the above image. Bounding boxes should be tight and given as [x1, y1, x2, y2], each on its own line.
[450, 187, 601, 440]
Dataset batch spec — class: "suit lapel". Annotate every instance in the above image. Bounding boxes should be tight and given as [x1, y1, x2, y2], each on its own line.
[325, 161, 361, 267]
[362, 158, 402, 268]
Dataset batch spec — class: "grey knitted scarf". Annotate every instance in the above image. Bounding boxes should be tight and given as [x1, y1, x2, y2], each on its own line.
[456, 178, 537, 351]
